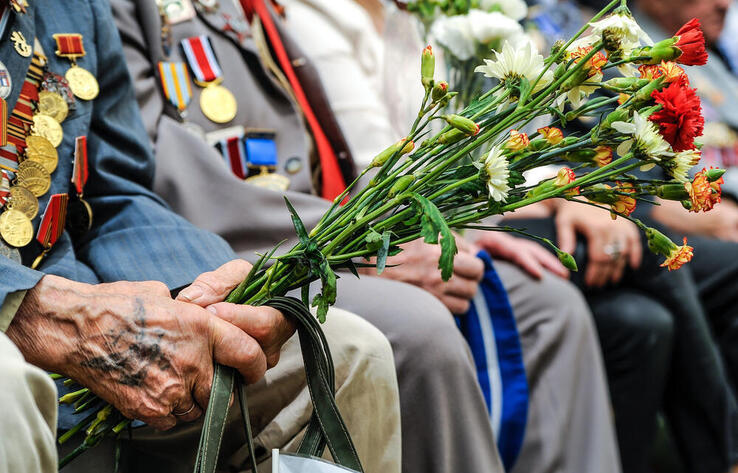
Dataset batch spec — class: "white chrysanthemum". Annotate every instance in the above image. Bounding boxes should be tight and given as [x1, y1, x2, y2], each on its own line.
[467, 10, 525, 45]
[431, 15, 476, 60]
[669, 149, 701, 182]
[484, 146, 511, 202]
[480, 0, 528, 21]
[612, 112, 672, 160]
[588, 12, 653, 53]
[475, 41, 554, 92]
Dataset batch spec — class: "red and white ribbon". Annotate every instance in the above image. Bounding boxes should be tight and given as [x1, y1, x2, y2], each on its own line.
[180, 35, 223, 83]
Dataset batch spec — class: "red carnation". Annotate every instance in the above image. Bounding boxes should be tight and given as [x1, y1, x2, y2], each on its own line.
[649, 80, 704, 152]
[673, 18, 709, 66]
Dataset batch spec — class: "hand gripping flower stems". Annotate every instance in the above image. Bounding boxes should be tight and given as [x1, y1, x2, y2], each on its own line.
[58, 0, 722, 465]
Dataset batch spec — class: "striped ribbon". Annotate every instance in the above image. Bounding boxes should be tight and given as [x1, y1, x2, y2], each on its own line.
[36, 193, 68, 249]
[0, 170, 9, 207]
[71, 136, 88, 195]
[7, 52, 46, 153]
[0, 98, 6, 147]
[216, 135, 248, 179]
[157, 62, 193, 112]
[180, 35, 223, 83]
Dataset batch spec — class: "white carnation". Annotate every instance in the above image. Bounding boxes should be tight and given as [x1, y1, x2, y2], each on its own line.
[475, 40, 554, 92]
[588, 12, 653, 54]
[484, 145, 511, 202]
[467, 10, 524, 45]
[431, 15, 476, 60]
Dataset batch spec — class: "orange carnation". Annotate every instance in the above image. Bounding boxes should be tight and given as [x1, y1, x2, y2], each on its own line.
[538, 126, 564, 145]
[505, 130, 530, 151]
[660, 237, 694, 270]
[594, 146, 613, 167]
[686, 168, 723, 212]
[610, 182, 636, 219]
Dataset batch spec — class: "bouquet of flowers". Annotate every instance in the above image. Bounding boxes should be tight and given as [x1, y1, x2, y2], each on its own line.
[58, 0, 723, 465]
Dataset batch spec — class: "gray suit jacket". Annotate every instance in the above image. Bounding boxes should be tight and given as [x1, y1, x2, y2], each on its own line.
[0, 0, 236, 326]
[111, 0, 358, 258]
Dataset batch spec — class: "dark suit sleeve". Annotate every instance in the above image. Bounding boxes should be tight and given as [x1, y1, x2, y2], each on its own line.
[74, 0, 236, 286]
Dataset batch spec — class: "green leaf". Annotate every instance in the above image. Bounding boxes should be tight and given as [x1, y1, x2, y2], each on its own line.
[409, 194, 458, 281]
[365, 229, 384, 252]
[311, 259, 337, 323]
[376, 231, 392, 275]
[283, 196, 309, 245]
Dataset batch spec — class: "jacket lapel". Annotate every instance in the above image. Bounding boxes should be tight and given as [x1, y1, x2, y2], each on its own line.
[1, 3, 35, 114]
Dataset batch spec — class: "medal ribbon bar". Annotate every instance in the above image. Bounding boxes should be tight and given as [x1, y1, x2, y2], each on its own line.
[0, 171, 9, 207]
[158, 62, 193, 112]
[181, 35, 223, 83]
[53, 34, 86, 60]
[218, 135, 248, 179]
[36, 193, 68, 249]
[72, 136, 88, 195]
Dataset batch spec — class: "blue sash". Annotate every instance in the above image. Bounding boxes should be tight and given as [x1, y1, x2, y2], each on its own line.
[456, 251, 529, 470]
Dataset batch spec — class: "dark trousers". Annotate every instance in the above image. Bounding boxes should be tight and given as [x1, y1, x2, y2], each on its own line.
[501, 217, 738, 473]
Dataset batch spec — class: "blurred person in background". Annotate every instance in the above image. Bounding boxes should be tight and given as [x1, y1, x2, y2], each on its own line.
[279, 0, 738, 472]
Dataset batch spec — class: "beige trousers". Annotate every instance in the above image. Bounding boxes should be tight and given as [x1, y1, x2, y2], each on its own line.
[5, 308, 400, 473]
[0, 331, 59, 473]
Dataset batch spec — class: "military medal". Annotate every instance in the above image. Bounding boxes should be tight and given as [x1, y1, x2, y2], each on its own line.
[38, 90, 69, 123]
[10, 31, 32, 58]
[181, 35, 237, 123]
[8, 185, 38, 219]
[244, 130, 289, 190]
[42, 72, 76, 112]
[158, 62, 193, 114]
[31, 193, 68, 269]
[32, 114, 62, 147]
[25, 135, 58, 173]
[0, 208, 33, 247]
[66, 136, 92, 240]
[53, 34, 99, 101]
[157, 0, 196, 24]
[0, 62, 12, 100]
[216, 134, 249, 179]
[16, 160, 50, 197]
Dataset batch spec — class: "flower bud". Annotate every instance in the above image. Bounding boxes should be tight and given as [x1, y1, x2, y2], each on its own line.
[505, 130, 529, 151]
[438, 128, 468, 145]
[556, 249, 578, 272]
[705, 168, 726, 182]
[565, 149, 597, 162]
[388, 175, 416, 198]
[645, 226, 677, 256]
[634, 76, 666, 102]
[602, 77, 650, 92]
[421, 45, 435, 89]
[442, 114, 480, 136]
[432, 81, 449, 102]
[656, 183, 690, 200]
[601, 109, 630, 131]
[370, 138, 414, 168]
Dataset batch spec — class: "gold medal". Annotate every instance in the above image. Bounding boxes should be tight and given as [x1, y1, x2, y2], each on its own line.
[25, 135, 59, 173]
[32, 115, 63, 148]
[0, 209, 33, 248]
[200, 82, 237, 124]
[16, 160, 51, 197]
[245, 168, 290, 191]
[65, 65, 99, 101]
[66, 197, 93, 240]
[38, 90, 69, 123]
[8, 186, 39, 219]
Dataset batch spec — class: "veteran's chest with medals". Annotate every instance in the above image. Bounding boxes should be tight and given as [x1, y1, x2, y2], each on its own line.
[156, 0, 292, 192]
[0, 17, 96, 268]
